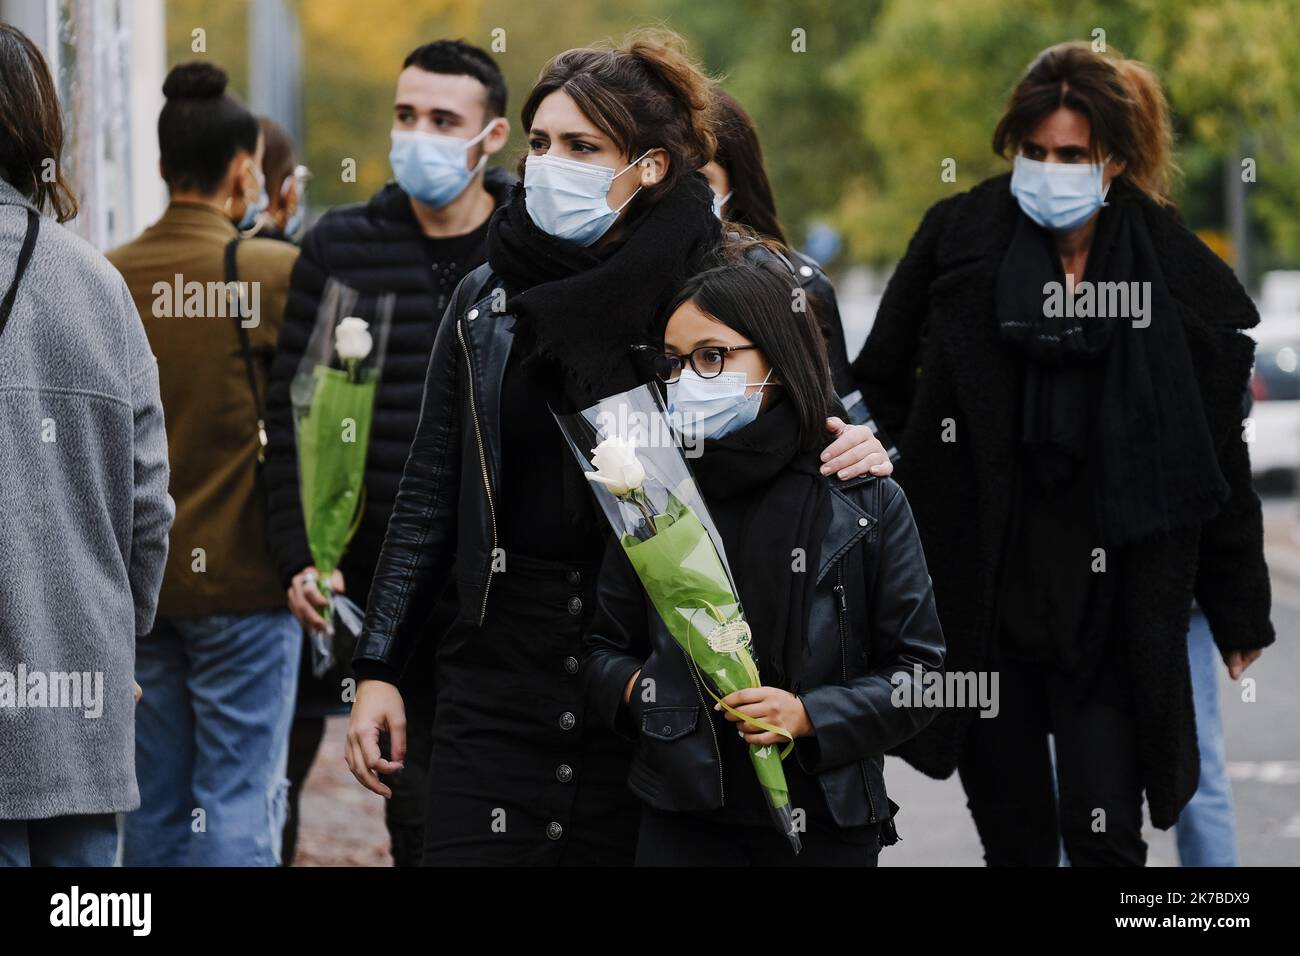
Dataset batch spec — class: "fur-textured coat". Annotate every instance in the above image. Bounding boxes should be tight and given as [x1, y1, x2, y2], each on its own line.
[851, 173, 1274, 828]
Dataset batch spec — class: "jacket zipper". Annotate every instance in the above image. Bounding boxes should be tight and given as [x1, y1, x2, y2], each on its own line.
[836, 560, 878, 823]
[682, 648, 725, 805]
[457, 319, 497, 626]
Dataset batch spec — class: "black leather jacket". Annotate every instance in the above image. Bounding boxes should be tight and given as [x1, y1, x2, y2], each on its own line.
[355, 263, 512, 671]
[355, 247, 879, 673]
[583, 474, 946, 830]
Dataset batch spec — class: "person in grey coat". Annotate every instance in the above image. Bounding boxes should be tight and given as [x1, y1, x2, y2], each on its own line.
[0, 22, 173, 867]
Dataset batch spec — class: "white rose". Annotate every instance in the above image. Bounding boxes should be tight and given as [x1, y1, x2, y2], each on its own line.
[586, 436, 646, 497]
[336, 316, 373, 361]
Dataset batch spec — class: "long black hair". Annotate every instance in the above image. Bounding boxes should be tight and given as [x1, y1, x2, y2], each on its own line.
[666, 259, 834, 451]
[158, 62, 259, 195]
[709, 88, 786, 245]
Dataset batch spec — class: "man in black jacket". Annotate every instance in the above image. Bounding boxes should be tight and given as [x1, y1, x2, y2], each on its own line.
[263, 39, 512, 866]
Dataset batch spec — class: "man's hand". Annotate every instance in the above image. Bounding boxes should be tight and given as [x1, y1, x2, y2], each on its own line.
[821, 417, 893, 480]
[345, 679, 407, 799]
[288, 565, 345, 631]
[717, 687, 812, 746]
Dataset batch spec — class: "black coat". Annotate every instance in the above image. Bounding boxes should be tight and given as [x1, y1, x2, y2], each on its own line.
[850, 173, 1275, 828]
[264, 169, 516, 600]
[582, 473, 945, 831]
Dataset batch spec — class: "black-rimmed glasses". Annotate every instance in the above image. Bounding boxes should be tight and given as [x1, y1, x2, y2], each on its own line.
[652, 344, 759, 383]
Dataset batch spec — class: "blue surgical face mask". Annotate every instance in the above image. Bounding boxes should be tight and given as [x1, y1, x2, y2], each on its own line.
[237, 165, 269, 231]
[1009, 153, 1112, 232]
[390, 121, 496, 209]
[523, 150, 652, 246]
[667, 368, 773, 443]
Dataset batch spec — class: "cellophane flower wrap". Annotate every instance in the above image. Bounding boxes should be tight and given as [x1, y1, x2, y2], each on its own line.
[290, 279, 394, 676]
[557, 383, 801, 853]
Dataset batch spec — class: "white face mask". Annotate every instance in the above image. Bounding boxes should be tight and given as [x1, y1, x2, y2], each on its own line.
[667, 368, 773, 443]
[523, 150, 653, 246]
[711, 188, 733, 220]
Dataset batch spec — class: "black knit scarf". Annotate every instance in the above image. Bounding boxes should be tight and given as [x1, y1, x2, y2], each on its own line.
[690, 398, 830, 690]
[486, 170, 721, 411]
[995, 191, 1229, 547]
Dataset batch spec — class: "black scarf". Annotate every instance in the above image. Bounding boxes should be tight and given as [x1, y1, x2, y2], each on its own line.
[486, 170, 721, 411]
[690, 398, 831, 690]
[995, 191, 1229, 548]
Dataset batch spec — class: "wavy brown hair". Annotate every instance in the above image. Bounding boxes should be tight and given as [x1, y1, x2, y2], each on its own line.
[993, 42, 1176, 206]
[0, 23, 77, 221]
[519, 28, 716, 209]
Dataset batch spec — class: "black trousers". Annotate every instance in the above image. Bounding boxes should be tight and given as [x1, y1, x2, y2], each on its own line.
[636, 805, 881, 867]
[957, 654, 1147, 866]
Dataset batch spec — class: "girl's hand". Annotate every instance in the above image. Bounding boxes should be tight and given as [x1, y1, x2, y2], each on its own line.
[717, 687, 812, 746]
[345, 679, 406, 798]
[821, 417, 892, 479]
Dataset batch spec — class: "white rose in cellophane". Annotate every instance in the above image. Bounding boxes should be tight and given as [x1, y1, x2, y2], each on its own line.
[336, 316, 373, 361]
[586, 436, 646, 497]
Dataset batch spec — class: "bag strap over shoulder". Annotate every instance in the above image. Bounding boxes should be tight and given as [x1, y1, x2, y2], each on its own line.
[224, 237, 268, 463]
[0, 209, 40, 340]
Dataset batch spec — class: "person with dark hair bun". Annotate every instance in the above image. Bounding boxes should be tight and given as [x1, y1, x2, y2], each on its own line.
[851, 42, 1273, 866]
[107, 61, 302, 866]
[345, 29, 893, 866]
[0, 23, 172, 868]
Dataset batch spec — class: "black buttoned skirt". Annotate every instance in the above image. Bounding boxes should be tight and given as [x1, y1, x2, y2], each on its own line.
[421, 552, 639, 865]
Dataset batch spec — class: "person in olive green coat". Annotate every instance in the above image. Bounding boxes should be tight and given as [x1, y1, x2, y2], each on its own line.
[107, 62, 302, 867]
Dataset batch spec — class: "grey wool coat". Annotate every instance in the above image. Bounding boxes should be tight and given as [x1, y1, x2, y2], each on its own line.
[0, 178, 173, 819]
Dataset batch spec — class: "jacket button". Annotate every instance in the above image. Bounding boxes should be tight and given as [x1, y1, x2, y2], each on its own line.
[858, 517, 869, 527]
[546, 822, 563, 840]
[468, 308, 479, 320]
[559, 711, 576, 730]
[565, 570, 582, 586]
[567, 596, 583, 615]
[799, 265, 814, 277]
[563, 656, 580, 675]
[556, 764, 574, 783]
[662, 724, 672, 735]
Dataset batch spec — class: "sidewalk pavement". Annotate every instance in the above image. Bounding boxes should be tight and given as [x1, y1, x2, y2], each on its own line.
[1262, 497, 1300, 589]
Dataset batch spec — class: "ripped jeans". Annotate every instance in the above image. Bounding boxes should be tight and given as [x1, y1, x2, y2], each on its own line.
[125, 610, 300, 866]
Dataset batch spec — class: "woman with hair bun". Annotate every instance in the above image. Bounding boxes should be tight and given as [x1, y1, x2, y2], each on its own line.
[108, 61, 302, 866]
[345, 29, 893, 865]
[851, 42, 1273, 866]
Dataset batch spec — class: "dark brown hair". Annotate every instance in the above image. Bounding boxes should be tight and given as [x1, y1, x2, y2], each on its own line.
[993, 42, 1175, 206]
[519, 28, 716, 208]
[0, 23, 77, 221]
[258, 116, 296, 201]
[708, 88, 787, 244]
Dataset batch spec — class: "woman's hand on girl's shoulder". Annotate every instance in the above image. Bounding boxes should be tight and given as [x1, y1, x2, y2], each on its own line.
[820, 417, 893, 480]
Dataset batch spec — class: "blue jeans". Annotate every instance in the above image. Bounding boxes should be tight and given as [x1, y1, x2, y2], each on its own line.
[1175, 611, 1239, 866]
[0, 814, 119, 866]
[124, 610, 300, 866]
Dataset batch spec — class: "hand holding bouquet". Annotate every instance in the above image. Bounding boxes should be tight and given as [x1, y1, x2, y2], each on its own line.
[558, 384, 802, 853]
